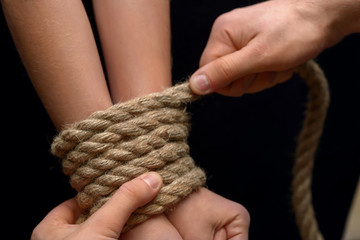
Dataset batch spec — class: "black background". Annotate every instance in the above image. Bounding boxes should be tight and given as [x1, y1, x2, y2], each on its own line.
[1, 0, 359, 239]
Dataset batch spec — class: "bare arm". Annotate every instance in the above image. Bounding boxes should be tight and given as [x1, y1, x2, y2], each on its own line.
[189, 0, 360, 96]
[1, 0, 112, 129]
[92, 0, 171, 103]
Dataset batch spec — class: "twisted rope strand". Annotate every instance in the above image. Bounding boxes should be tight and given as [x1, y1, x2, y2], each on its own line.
[51, 82, 205, 231]
[51, 60, 328, 238]
[293, 60, 329, 240]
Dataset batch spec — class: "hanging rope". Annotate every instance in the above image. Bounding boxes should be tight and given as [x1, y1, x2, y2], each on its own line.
[292, 60, 329, 240]
[52, 60, 329, 238]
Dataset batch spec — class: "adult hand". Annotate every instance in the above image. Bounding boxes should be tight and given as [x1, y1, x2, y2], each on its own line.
[31, 172, 163, 240]
[189, 0, 359, 97]
[167, 188, 250, 240]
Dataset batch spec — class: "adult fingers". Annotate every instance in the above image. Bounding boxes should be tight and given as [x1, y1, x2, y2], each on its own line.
[189, 40, 271, 95]
[31, 198, 80, 239]
[245, 70, 293, 94]
[84, 172, 162, 238]
[40, 198, 81, 225]
[214, 69, 293, 97]
[214, 74, 256, 97]
[224, 214, 250, 240]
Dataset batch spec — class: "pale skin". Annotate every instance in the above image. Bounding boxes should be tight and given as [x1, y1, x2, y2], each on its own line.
[31, 173, 250, 240]
[2, 0, 112, 128]
[91, 0, 172, 103]
[4, 0, 359, 238]
[2, 0, 249, 239]
[31, 172, 164, 240]
[189, 0, 360, 97]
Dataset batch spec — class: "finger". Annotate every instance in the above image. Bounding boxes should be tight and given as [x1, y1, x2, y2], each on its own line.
[42, 198, 81, 225]
[189, 43, 266, 95]
[245, 72, 277, 94]
[245, 70, 293, 94]
[31, 198, 80, 239]
[214, 227, 227, 240]
[199, 30, 238, 68]
[225, 218, 249, 240]
[84, 172, 162, 238]
[215, 74, 256, 97]
[275, 69, 293, 84]
[199, 10, 246, 68]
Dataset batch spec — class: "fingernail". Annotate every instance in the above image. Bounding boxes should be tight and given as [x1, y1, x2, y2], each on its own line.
[140, 172, 162, 190]
[191, 74, 211, 94]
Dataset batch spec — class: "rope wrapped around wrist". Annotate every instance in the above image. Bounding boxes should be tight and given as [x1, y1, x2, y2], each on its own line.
[51, 83, 206, 232]
[51, 60, 328, 239]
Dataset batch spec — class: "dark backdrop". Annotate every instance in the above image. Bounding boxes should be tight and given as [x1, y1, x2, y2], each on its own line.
[1, 0, 359, 239]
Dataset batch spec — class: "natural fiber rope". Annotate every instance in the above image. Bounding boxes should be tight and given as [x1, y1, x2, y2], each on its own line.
[292, 60, 329, 240]
[51, 60, 329, 239]
[51, 82, 206, 232]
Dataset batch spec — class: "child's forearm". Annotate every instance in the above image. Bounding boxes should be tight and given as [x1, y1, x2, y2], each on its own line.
[1, 0, 112, 129]
[92, 0, 171, 103]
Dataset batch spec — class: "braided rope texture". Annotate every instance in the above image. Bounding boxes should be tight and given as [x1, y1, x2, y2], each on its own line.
[51, 60, 329, 239]
[293, 60, 329, 240]
[51, 83, 206, 232]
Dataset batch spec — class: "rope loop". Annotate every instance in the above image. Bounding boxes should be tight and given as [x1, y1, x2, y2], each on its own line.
[52, 60, 329, 238]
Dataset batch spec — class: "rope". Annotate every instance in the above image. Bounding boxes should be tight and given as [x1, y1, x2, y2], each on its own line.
[51, 60, 329, 238]
[292, 60, 329, 240]
[51, 83, 206, 232]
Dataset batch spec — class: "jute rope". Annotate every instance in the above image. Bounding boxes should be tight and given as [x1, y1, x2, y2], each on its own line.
[292, 60, 329, 240]
[51, 81, 206, 232]
[52, 60, 329, 239]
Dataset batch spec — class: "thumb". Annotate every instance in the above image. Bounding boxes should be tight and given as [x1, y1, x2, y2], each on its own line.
[84, 172, 162, 238]
[189, 46, 264, 95]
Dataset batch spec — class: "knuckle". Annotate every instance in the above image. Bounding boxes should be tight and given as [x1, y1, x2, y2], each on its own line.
[199, 52, 210, 67]
[213, 12, 234, 39]
[222, 202, 251, 239]
[231, 202, 251, 224]
[31, 225, 52, 240]
[213, 12, 229, 29]
[248, 42, 276, 71]
[213, 8, 238, 28]
[251, 42, 269, 60]
[31, 227, 41, 240]
[239, 205, 251, 224]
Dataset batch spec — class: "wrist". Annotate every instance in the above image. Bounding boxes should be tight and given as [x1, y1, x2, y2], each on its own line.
[292, 0, 360, 48]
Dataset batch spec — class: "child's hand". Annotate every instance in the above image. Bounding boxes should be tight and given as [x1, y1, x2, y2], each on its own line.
[166, 187, 250, 240]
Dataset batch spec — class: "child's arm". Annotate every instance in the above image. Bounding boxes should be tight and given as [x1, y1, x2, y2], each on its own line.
[1, 0, 112, 130]
[92, 0, 171, 103]
[3, 1, 251, 239]
[2, 1, 181, 239]
[91, 2, 186, 239]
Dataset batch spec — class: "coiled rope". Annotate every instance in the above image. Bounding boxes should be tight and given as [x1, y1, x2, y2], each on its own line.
[52, 60, 328, 239]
